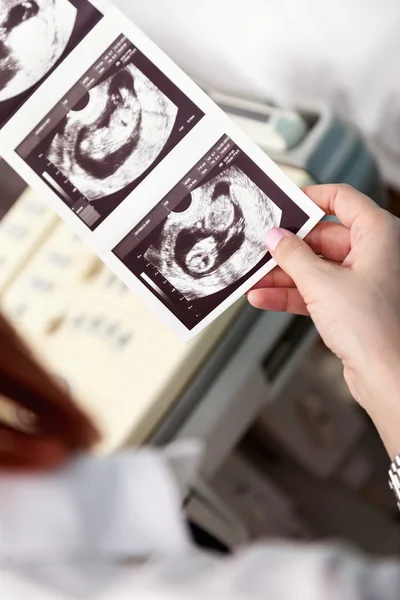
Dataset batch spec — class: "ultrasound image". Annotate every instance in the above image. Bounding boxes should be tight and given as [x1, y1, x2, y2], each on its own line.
[113, 135, 309, 330]
[16, 34, 203, 230]
[145, 165, 282, 301]
[47, 62, 178, 201]
[0, 0, 77, 101]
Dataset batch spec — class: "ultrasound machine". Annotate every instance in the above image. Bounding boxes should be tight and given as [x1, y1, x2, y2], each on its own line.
[0, 95, 387, 549]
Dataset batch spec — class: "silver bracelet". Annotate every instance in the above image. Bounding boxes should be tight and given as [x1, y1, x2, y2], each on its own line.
[388, 457, 400, 510]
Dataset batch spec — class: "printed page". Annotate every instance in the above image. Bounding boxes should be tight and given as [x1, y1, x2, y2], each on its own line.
[0, 0, 324, 341]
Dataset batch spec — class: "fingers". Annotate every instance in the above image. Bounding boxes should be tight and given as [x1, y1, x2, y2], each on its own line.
[254, 220, 350, 290]
[265, 228, 330, 287]
[305, 220, 350, 262]
[252, 266, 295, 290]
[253, 259, 342, 290]
[248, 287, 309, 315]
[302, 184, 381, 228]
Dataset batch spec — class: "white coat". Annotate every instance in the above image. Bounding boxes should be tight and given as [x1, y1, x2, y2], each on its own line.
[1, 445, 399, 599]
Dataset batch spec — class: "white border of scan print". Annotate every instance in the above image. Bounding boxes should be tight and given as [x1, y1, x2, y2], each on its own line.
[0, 2, 224, 248]
[103, 120, 324, 343]
[0, 0, 325, 342]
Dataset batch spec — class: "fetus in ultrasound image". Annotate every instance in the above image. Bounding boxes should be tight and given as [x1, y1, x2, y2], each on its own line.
[47, 63, 178, 201]
[0, 0, 77, 101]
[145, 165, 282, 301]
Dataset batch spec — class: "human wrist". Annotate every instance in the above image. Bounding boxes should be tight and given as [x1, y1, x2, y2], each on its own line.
[348, 352, 400, 460]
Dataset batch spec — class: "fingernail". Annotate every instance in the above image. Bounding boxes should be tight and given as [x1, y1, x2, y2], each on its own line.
[266, 228, 285, 252]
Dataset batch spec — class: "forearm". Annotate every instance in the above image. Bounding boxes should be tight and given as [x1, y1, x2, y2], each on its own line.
[350, 354, 400, 460]
[368, 400, 400, 462]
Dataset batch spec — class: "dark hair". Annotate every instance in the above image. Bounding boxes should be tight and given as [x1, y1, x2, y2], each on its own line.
[0, 312, 99, 470]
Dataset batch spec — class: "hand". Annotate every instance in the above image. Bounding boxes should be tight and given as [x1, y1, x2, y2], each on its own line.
[248, 184, 400, 457]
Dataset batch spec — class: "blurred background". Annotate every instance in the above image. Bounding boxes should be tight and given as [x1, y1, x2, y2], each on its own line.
[1, 0, 400, 555]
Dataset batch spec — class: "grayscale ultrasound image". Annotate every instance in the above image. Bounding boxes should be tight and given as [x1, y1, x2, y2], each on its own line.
[145, 165, 282, 301]
[0, 0, 77, 101]
[46, 63, 178, 200]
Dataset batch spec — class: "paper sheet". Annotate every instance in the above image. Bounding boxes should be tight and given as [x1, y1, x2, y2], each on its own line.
[0, 0, 324, 341]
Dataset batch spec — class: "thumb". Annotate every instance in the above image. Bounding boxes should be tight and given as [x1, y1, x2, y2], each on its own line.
[266, 228, 328, 285]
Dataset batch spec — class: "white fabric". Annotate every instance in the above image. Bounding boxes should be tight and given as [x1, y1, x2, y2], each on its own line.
[116, 0, 400, 189]
[0, 443, 201, 562]
[1, 445, 400, 599]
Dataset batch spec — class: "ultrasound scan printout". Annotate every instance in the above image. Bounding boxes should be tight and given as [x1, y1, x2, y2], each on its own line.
[144, 165, 282, 302]
[0, 0, 324, 340]
[47, 63, 178, 201]
[0, 0, 102, 126]
[15, 34, 204, 229]
[113, 136, 313, 333]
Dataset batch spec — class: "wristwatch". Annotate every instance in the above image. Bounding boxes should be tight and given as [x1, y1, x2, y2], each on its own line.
[388, 458, 400, 509]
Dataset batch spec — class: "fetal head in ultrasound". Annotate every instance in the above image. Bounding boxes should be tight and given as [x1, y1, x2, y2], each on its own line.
[145, 165, 282, 301]
[0, 0, 77, 101]
[47, 63, 178, 201]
